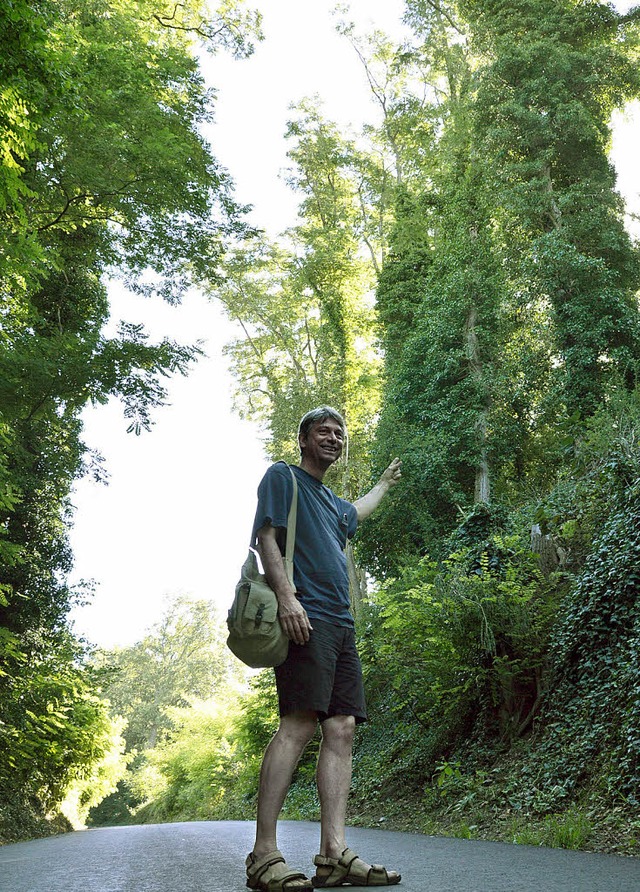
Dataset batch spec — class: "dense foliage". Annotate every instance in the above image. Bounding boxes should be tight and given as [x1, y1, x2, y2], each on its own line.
[199, 0, 640, 853]
[87, 596, 243, 826]
[0, 0, 260, 841]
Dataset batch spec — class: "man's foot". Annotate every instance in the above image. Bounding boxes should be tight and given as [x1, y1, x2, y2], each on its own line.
[246, 850, 314, 891]
[311, 848, 401, 887]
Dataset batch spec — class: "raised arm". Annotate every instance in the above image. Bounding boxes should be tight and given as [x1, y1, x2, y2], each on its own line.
[256, 524, 312, 645]
[353, 457, 402, 522]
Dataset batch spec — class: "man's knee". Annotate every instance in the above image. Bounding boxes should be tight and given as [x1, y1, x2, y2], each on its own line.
[277, 710, 318, 747]
[321, 714, 356, 749]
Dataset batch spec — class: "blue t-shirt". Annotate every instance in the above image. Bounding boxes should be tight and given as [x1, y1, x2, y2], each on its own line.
[251, 462, 358, 627]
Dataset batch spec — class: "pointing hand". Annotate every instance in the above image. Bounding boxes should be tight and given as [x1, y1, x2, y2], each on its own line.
[382, 457, 402, 488]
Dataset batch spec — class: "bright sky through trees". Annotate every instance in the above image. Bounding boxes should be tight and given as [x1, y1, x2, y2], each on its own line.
[68, 0, 639, 648]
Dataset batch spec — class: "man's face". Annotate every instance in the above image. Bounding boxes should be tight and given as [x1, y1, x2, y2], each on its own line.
[300, 417, 345, 467]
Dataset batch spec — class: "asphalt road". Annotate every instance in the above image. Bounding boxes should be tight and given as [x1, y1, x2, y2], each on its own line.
[0, 820, 638, 892]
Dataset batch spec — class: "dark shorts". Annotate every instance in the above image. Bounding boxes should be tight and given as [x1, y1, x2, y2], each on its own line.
[275, 619, 367, 724]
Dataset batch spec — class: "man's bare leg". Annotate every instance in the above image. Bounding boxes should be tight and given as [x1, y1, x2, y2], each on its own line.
[316, 714, 355, 858]
[252, 710, 318, 858]
[315, 714, 400, 886]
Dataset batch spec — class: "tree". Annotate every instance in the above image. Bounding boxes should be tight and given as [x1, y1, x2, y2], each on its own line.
[463, 0, 640, 416]
[0, 628, 121, 832]
[359, 0, 640, 575]
[97, 596, 243, 752]
[356, 1, 508, 573]
[213, 101, 383, 500]
[0, 0, 261, 836]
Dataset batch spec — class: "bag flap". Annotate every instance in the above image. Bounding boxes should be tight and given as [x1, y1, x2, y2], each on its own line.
[241, 581, 279, 624]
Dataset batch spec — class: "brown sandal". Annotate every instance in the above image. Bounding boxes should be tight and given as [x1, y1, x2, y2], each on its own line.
[246, 850, 314, 891]
[312, 848, 401, 887]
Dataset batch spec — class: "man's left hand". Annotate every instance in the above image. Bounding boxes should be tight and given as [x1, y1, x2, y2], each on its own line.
[381, 457, 402, 488]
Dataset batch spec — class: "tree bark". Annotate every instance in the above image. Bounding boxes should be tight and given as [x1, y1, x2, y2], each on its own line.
[346, 541, 367, 621]
[465, 304, 491, 504]
[530, 523, 562, 576]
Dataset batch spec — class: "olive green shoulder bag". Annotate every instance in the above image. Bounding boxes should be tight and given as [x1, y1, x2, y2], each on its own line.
[226, 465, 298, 668]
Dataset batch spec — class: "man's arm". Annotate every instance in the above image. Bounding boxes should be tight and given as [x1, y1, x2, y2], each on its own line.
[256, 525, 312, 645]
[353, 457, 402, 522]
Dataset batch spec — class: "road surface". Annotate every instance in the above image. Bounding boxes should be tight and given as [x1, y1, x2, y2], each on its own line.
[0, 820, 638, 892]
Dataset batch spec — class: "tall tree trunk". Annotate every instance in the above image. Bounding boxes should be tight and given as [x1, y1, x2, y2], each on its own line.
[530, 523, 564, 576]
[346, 542, 367, 621]
[475, 417, 491, 504]
[465, 303, 491, 504]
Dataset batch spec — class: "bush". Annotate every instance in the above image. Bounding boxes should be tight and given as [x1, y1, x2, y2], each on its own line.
[365, 524, 552, 753]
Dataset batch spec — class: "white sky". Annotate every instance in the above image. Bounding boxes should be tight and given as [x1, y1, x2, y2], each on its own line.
[68, 0, 639, 649]
[67, 0, 407, 648]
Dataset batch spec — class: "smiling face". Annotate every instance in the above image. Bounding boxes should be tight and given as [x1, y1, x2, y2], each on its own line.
[299, 416, 345, 479]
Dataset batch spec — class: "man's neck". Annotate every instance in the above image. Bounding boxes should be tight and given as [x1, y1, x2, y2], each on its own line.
[299, 456, 328, 482]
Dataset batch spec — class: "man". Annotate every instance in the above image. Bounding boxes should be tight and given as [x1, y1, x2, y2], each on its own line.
[245, 406, 402, 892]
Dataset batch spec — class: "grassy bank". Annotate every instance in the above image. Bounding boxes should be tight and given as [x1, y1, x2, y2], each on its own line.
[349, 792, 639, 857]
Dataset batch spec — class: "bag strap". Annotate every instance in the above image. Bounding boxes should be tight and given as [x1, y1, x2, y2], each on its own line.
[283, 466, 298, 588]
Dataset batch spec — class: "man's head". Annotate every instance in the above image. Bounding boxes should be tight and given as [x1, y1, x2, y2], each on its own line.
[298, 406, 347, 463]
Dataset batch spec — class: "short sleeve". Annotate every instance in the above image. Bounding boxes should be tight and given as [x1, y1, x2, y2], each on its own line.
[251, 462, 293, 546]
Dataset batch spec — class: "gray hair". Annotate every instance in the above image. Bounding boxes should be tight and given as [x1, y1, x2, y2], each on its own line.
[298, 406, 347, 454]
